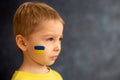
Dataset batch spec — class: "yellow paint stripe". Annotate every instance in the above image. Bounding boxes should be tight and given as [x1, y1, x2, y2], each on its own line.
[34, 50, 45, 54]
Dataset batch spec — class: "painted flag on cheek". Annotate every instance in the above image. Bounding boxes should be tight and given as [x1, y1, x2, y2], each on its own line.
[34, 46, 45, 54]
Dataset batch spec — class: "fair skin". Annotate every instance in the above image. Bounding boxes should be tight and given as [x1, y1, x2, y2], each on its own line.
[16, 20, 63, 74]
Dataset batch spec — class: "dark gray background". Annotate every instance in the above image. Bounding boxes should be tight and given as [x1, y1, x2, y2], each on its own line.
[1, 0, 120, 80]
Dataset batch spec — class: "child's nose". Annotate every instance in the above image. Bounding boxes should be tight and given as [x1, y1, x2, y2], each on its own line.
[53, 42, 61, 52]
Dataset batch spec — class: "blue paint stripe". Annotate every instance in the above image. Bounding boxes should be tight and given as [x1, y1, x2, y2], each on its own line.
[34, 46, 45, 50]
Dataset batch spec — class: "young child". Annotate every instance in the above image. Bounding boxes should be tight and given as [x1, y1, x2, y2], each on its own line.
[11, 1, 64, 80]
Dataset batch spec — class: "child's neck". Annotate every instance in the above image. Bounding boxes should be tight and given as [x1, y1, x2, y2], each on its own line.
[19, 56, 49, 74]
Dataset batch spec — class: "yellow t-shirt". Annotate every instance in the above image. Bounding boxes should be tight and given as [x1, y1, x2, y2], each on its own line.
[11, 69, 63, 80]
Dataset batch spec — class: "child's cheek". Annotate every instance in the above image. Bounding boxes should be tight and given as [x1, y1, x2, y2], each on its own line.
[34, 46, 45, 54]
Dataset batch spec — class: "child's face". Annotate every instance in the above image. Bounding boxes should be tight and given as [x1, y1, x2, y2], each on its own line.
[24, 20, 63, 66]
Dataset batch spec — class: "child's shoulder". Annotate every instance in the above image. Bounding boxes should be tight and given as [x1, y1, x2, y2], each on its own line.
[51, 69, 60, 75]
[50, 68, 63, 80]
[11, 68, 63, 80]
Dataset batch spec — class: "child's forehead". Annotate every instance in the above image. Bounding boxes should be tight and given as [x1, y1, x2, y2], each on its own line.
[34, 20, 63, 30]
[34, 21, 63, 33]
[27, 21, 63, 39]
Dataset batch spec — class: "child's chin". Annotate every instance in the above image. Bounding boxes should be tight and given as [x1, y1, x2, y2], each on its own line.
[47, 61, 56, 66]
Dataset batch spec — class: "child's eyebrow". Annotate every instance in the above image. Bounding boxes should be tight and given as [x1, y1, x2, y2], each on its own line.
[42, 34, 63, 38]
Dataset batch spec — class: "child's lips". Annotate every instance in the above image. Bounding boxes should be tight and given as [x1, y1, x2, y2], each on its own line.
[50, 55, 58, 60]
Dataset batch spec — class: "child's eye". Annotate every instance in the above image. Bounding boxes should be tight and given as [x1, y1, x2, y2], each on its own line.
[47, 37, 54, 41]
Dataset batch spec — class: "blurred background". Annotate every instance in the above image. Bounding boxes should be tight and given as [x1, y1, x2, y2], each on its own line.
[1, 0, 120, 80]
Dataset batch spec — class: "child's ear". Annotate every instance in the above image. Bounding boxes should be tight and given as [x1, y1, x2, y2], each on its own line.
[15, 35, 27, 52]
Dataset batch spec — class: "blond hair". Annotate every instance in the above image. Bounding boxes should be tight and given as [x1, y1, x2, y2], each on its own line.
[13, 1, 64, 37]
